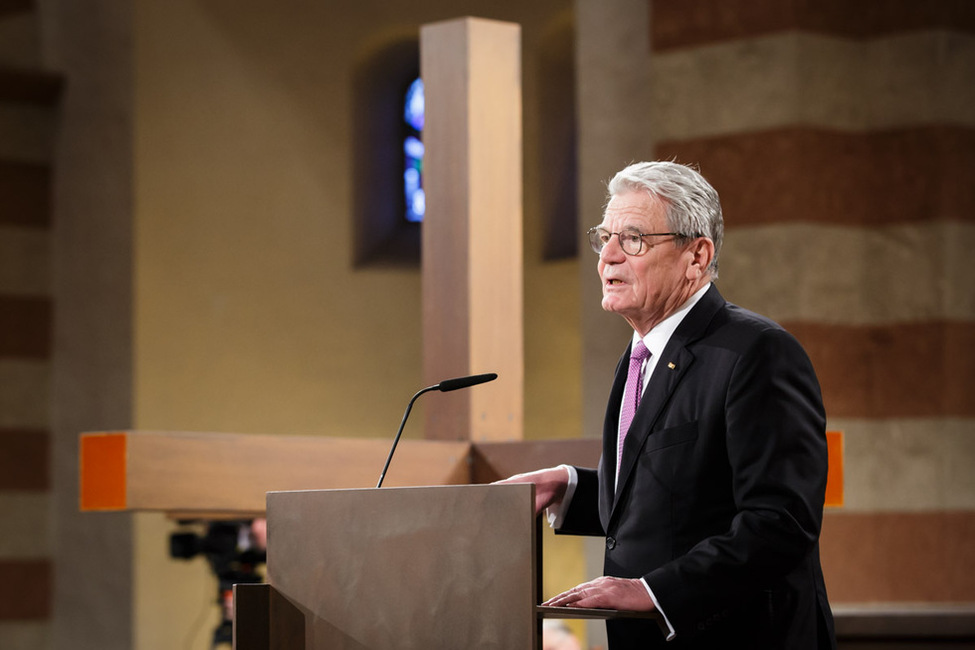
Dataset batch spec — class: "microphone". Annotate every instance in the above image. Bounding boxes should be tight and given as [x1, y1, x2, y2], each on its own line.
[376, 372, 498, 488]
[436, 372, 498, 392]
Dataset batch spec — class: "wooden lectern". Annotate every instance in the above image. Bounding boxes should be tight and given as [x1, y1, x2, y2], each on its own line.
[234, 483, 662, 649]
[234, 484, 540, 649]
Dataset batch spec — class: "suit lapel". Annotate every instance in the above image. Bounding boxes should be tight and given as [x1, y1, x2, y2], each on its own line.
[609, 285, 726, 517]
[599, 346, 629, 520]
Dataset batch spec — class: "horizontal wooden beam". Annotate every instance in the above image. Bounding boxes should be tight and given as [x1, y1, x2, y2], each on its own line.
[79, 431, 471, 516]
[79, 431, 600, 516]
[78, 431, 843, 515]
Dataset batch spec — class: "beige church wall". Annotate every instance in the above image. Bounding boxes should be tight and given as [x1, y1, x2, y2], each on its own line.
[133, 0, 580, 440]
[132, 1, 581, 648]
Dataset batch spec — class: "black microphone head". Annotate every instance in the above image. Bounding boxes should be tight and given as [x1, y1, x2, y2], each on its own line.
[437, 372, 498, 392]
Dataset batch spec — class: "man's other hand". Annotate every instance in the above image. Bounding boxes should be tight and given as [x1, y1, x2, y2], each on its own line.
[542, 576, 656, 612]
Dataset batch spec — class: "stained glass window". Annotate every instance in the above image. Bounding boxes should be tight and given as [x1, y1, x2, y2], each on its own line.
[403, 77, 425, 223]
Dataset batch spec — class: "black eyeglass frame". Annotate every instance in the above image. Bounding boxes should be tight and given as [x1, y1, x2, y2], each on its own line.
[587, 226, 696, 256]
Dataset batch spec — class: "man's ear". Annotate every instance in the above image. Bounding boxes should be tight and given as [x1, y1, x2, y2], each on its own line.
[685, 237, 715, 280]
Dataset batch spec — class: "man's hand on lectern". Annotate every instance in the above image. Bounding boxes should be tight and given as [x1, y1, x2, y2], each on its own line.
[543, 576, 657, 612]
[493, 467, 569, 516]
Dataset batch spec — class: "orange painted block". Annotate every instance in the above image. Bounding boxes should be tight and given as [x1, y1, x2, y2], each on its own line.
[824, 430, 843, 508]
[79, 433, 127, 510]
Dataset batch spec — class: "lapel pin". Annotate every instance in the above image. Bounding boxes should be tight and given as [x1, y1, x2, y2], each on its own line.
[667, 362, 676, 370]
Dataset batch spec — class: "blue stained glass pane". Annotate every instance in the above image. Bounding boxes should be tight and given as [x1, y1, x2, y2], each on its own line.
[404, 78, 424, 132]
[410, 188, 426, 220]
[404, 167, 420, 193]
[404, 77, 424, 222]
[404, 135, 424, 160]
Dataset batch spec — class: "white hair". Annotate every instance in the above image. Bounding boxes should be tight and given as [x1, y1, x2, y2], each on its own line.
[607, 161, 724, 278]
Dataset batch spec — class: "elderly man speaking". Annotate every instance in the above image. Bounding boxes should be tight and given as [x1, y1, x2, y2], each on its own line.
[501, 162, 836, 649]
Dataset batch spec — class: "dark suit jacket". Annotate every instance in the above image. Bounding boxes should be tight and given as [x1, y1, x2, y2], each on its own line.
[561, 285, 836, 650]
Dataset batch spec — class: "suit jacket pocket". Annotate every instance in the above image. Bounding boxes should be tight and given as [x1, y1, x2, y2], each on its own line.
[644, 420, 698, 453]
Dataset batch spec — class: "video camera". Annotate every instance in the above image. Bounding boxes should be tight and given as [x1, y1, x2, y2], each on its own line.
[170, 520, 266, 647]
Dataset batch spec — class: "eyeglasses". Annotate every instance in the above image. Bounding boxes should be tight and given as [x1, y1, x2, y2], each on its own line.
[587, 226, 682, 256]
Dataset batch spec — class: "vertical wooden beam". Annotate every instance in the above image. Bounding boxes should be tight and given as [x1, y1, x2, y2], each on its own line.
[421, 17, 524, 442]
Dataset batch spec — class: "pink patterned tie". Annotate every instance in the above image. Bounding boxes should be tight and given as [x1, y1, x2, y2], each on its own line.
[618, 341, 651, 471]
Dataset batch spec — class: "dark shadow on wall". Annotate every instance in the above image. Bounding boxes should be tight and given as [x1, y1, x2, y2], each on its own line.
[536, 10, 578, 260]
[351, 38, 421, 268]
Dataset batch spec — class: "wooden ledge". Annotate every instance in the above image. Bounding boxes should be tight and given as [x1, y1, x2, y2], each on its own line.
[833, 603, 975, 639]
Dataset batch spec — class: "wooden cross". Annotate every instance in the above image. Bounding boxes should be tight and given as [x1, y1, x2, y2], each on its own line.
[79, 18, 599, 518]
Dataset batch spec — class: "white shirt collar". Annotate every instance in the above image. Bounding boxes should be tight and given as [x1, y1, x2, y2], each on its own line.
[632, 283, 711, 359]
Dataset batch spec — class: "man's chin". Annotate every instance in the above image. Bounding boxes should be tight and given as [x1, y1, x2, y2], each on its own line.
[601, 298, 627, 317]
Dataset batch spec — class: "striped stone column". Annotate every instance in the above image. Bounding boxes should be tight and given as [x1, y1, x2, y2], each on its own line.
[651, 0, 975, 603]
[0, 5, 61, 643]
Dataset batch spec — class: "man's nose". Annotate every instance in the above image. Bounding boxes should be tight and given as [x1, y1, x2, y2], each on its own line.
[600, 234, 626, 263]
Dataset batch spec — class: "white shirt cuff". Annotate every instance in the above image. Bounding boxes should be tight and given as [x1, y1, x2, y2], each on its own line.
[545, 464, 577, 529]
[641, 578, 676, 641]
